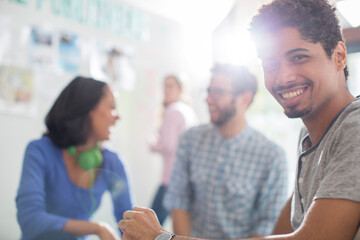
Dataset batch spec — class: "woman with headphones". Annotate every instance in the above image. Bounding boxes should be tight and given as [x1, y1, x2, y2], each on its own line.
[16, 76, 133, 240]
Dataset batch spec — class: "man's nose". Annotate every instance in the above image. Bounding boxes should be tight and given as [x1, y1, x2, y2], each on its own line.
[205, 93, 214, 104]
[276, 62, 297, 85]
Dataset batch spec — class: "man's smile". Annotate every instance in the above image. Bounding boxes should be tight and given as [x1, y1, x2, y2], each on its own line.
[275, 84, 310, 108]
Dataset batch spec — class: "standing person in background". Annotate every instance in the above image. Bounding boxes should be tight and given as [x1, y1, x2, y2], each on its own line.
[149, 74, 199, 225]
[16, 76, 133, 240]
[118, 0, 360, 240]
[163, 64, 288, 239]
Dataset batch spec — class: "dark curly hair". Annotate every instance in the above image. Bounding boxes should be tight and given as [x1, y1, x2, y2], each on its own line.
[249, 0, 348, 80]
[45, 76, 107, 148]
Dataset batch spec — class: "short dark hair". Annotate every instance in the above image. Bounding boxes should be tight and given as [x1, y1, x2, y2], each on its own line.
[211, 63, 258, 98]
[45, 76, 107, 148]
[249, 0, 348, 80]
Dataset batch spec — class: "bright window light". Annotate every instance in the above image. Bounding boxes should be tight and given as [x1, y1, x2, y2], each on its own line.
[171, 0, 234, 32]
[215, 30, 258, 66]
[337, 0, 360, 28]
[128, 0, 235, 33]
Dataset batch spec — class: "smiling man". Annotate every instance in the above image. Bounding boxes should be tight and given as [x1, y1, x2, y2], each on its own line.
[162, 64, 287, 239]
[118, 0, 360, 240]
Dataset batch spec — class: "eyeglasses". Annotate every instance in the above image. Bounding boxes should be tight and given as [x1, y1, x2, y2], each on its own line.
[206, 87, 238, 99]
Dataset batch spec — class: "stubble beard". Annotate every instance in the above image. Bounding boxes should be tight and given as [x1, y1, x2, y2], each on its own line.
[212, 99, 237, 127]
[284, 104, 312, 119]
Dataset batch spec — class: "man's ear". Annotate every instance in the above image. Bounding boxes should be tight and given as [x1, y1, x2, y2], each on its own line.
[334, 41, 347, 71]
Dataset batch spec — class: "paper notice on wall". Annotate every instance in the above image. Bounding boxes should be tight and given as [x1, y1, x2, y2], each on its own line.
[0, 64, 36, 116]
[29, 26, 54, 69]
[88, 39, 136, 92]
[58, 32, 81, 73]
[0, 15, 31, 66]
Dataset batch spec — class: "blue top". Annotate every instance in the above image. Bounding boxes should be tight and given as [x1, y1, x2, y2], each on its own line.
[164, 124, 288, 239]
[16, 136, 133, 240]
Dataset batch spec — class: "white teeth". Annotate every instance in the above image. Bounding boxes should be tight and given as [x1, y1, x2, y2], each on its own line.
[282, 89, 304, 100]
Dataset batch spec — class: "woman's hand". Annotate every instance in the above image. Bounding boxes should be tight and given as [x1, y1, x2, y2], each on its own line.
[63, 219, 120, 240]
[147, 134, 159, 153]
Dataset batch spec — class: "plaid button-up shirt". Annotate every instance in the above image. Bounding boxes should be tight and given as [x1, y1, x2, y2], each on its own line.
[164, 124, 288, 238]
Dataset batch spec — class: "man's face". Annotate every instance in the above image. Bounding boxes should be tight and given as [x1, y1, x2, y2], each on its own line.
[259, 27, 342, 120]
[206, 74, 237, 126]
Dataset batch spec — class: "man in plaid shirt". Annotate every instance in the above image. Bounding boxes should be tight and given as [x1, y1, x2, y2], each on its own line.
[163, 63, 288, 239]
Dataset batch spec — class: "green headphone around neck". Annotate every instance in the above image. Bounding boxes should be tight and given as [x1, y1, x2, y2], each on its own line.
[67, 145, 103, 170]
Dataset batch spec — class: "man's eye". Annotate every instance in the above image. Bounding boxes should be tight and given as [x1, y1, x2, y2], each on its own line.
[208, 88, 223, 95]
[292, 55, 308, 62]
[213, 89, 224, 95]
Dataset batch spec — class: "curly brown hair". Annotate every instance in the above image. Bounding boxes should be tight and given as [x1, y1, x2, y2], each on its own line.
[249, 0, 349, 80]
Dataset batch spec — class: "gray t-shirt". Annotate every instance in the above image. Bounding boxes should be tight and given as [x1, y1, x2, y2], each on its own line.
[291, 98, 360, 239]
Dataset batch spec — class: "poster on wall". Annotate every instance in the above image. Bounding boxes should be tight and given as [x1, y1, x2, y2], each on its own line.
[0, 64, 36, 116]
[58, 32, 81, 73]
[29, 26, 54, 69]
[0, 15, 31, 66]
[89, 39, 136, 91]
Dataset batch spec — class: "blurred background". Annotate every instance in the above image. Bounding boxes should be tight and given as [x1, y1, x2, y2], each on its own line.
[0, 0, 359, 238]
